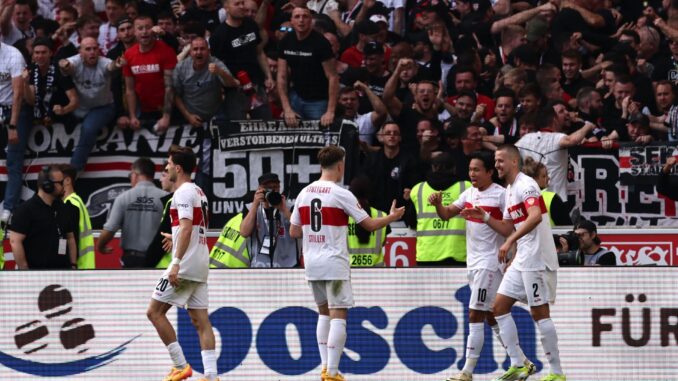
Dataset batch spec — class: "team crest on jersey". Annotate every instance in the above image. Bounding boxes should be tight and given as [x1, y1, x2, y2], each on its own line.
[527, 198, 535, 205]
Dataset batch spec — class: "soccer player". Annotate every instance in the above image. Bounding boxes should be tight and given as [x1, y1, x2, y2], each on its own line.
[463, 144, 565, 381]
[290, 146, 404, 381]
[146, 147, 219, 381]
[429, 151, 507, 381]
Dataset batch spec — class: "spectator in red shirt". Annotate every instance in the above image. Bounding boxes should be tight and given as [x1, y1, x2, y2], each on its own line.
[123, 15, 178, 133]
[340, 20, 379, 68]
[447, 66, 495, 121]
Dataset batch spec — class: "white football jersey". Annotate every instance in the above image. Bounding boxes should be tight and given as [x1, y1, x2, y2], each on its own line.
[503, 173, 559, 271]
[453, 183, 506, 271]
[168, 182, 210, 282]
[291, 180, 369, 280]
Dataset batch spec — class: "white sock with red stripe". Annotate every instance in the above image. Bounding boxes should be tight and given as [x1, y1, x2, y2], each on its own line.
[537, 318, 563, 374]
[327, 319, 346, 377]
[461, 322, 484, 375]
[496, 313, 524, 367]
[316, 315, 330, 369]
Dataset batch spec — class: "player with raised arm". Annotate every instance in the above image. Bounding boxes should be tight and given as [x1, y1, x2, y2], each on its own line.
[462, 144, 564, 381]
[146, 146, 219, 381]
[429, 151, 508, 381]
[290, 145, 405, 381]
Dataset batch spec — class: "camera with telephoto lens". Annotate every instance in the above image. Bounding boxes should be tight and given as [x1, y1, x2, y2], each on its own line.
[264, 189, 282, 206]
[554, 231, 582, 266]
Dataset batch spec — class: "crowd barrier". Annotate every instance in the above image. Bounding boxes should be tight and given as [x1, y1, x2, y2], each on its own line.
[2, 227, 678, 269]
[0, 268, 675, 380]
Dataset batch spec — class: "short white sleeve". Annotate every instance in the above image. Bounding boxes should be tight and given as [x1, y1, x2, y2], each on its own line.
[174, 187, 194, 221]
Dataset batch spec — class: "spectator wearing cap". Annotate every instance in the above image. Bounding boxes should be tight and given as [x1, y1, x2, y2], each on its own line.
[277, 7, 338, 127]
[240, 173, 299, 268]
[340, 20, 383, 68]
[604, 113, 654, 146]
[210, 0, 275, 120]
[123, 15, 178, 133]
[338, 81, 387, 146]
[106, 17, 136, 129]
[59, 37, 123, 172]
[23, 37, 78, 126]
[374, 0, 404, 36]
[98, 0, 126, 55]
[573, 220, 616, 266]
[341, 41, 390, 112]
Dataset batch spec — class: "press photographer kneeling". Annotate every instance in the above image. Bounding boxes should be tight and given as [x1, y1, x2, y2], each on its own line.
[555, 220, 616, 266]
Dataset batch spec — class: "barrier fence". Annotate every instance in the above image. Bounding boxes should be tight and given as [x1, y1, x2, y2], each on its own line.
[0, 268, 675, 380]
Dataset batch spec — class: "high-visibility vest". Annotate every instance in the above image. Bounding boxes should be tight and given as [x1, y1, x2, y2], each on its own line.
[156, 197, 173, 269]
[348, 208, 386, 267]
[541, 190, 556, 226]
[0, 227, 4, 270]
[410, 180, 470, 263]
[64, 193, 95, 269]
[209, 213, 250, 268]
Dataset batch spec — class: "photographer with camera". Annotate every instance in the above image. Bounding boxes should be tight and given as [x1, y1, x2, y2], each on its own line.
[556, 220, 616, 266]
[240, 173, 299, 267]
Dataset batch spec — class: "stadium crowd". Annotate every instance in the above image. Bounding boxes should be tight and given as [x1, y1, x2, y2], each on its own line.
[1, 0, 678, 269]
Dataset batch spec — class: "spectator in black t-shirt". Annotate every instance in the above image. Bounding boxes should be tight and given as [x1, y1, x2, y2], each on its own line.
[561, 49, 593, 100]
[180, 0, 221, 33]
[8, 165, 77, 269]
[22, 37, 78, 126]
[277, 7, 338, 126]
[360, 122, 420, 212]
[657, 156, 678, 201]
[383, 58, 440, 157]
[211, 0, 275, 119]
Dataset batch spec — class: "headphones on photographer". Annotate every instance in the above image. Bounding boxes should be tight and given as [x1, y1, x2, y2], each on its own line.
[40, 166, 55, 194]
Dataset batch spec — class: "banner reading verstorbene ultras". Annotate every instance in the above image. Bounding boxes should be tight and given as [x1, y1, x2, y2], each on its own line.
[0, 269, 675, 380]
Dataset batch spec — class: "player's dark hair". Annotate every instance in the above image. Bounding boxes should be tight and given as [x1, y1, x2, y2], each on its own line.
[318, 145, 345, 168]
[169, 146, 197, 175]
[469, 151, 494, 173]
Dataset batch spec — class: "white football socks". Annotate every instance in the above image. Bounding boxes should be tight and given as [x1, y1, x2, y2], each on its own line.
[496, 313, 524, 367]
[316, 315, 331, 369]
[201, 349, 218, 379]
[537, 318, 563, 375]
[461, 322, 484, 375]
[327, 318, 347, 377]
[167, 341, 187, 369]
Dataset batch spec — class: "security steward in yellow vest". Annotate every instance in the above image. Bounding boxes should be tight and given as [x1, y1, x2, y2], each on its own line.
[60, 165, 96, 269]
[210, 213, 250, 268]
[404, 153, 470, 266]
[348, 208, 388, 267]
